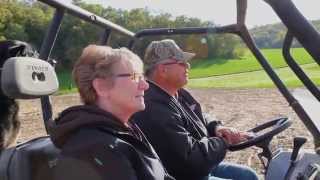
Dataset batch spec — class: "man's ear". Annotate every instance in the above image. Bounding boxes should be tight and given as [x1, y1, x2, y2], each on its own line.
[92, 78, 110, 98]
[157, 64, 167, 77]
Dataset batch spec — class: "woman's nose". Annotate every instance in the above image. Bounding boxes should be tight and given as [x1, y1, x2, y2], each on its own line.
[138, 79, 149, 90]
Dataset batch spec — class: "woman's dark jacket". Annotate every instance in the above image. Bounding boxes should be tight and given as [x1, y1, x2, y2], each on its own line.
[49, 105, 174, 180]
[133, 82, 227, 180]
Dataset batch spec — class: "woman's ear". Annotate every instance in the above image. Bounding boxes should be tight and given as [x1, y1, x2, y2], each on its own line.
[92, 78, 110, 98]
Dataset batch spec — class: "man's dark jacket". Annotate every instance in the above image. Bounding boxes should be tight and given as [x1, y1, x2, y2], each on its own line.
[49, 105, 174, 180]
[133, 82, 227, 180]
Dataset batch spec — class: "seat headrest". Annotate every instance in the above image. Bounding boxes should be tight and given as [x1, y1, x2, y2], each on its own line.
[1, 57, 59, 99]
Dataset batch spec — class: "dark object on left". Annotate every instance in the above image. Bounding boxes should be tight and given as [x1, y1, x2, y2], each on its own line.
[0, 40, 38, 151]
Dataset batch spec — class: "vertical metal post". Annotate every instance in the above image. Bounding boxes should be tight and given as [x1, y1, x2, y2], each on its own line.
[237, 0, 247, 25]
[99, 28, 111, 45]
[39, 9, 64, 132]
[128, 39, 136, 50]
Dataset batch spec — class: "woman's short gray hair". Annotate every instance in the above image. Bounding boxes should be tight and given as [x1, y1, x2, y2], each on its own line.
[72, 45, 142, 104]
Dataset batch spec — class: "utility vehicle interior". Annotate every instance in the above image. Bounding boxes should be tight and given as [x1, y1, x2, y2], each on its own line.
[0, 0, 319, 179]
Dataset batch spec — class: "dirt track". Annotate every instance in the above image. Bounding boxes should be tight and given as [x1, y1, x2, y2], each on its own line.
[17, 88, 314, 175]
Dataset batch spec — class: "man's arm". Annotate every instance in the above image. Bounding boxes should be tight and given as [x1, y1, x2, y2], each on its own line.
[163, 113, 228, 165]
[178, 88, 222, 137]
[178, 88, 251, 145]
[136, 105, 228, 177]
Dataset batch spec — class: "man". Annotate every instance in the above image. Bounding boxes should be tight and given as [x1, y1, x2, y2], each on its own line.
[133, 39, 258, 180]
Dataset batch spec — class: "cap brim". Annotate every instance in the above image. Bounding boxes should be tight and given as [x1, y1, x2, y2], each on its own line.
[181, 52, 195, 62]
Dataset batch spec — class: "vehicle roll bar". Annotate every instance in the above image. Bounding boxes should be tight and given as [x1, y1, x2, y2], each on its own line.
[38, 0, 135, 38]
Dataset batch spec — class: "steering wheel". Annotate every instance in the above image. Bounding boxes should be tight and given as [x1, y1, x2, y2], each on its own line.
[228, 117, 292, 151]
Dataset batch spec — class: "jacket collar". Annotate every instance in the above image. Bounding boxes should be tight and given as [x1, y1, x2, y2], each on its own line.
[49, 105, 132, 147]
[145, 80, 177, 102]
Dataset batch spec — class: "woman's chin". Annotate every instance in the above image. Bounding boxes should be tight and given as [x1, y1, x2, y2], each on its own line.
[134, 103, 146, 113]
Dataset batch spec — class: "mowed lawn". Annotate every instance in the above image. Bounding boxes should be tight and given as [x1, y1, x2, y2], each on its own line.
[188, 63, 320, 88]
[57, 48, 319, 92]
[189, 48, 314, 78]
[188, 48, 320, 88]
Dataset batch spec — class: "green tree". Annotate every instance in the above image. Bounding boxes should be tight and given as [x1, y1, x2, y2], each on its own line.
[0, 0, 252, 69]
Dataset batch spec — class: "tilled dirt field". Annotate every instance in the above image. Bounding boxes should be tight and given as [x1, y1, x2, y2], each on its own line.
[17, 88, 314, 176]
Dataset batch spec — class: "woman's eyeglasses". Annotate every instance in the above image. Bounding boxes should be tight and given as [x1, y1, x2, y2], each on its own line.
[114, 72, 145, 82]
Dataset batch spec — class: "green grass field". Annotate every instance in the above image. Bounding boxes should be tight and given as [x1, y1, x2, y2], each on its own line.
[190, 48, 313, 78]
[188, 63, 320, 88]
[57, 48, 319, 92]
[56, 69, 78, 94]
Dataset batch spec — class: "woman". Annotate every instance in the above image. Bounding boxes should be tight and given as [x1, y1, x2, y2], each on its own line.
[50, 45, 174, 180]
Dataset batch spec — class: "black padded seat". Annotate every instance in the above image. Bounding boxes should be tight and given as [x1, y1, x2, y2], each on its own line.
[0, 56, 61, 180]
[0, 136, 60, 180]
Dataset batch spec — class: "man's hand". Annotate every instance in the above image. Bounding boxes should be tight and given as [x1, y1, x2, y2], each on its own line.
[215, 126, 253, 145]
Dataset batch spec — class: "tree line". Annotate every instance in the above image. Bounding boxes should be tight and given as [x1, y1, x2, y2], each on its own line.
[1, 0, 319, 70]
[250, 20, 320, 48]
[0, 0, 247, 70]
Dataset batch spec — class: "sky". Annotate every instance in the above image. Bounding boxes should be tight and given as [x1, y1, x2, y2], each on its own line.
[66, 0, 320, 28]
